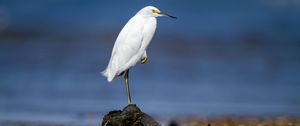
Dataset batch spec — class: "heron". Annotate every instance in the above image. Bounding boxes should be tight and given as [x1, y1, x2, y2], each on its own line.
[102, 6, 176, 105]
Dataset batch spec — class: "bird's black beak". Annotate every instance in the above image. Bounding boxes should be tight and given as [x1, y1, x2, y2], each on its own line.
[158, 12, 177, 19]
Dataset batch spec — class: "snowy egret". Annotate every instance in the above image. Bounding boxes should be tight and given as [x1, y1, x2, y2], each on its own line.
[102, 6, 176, 105]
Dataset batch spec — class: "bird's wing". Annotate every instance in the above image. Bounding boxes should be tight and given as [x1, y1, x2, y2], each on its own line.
[106, 16, 144, 77]
[140, 18, 157, 52]
[113, 29, 143, 66]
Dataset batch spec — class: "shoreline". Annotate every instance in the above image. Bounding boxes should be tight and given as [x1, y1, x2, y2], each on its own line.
[1, 115, 300, 126]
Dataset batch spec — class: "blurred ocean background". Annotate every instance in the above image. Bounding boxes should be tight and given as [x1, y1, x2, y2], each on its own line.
[0, 0, 300, 124]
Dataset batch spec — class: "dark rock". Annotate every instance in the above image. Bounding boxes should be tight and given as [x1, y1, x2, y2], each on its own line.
[168, 120, 179, 126]
[102, 104, 161, 126]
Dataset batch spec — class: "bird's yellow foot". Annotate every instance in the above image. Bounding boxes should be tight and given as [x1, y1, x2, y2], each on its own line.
[141, 56, 148, 64]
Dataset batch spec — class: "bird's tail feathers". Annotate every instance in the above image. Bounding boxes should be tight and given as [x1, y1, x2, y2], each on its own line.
[101, 69, 108, 77]
[101, 69, 114, 82]
[107, 75, 114, 82]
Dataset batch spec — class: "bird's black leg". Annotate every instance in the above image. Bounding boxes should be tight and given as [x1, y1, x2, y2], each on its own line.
[124, 69, 132, 105]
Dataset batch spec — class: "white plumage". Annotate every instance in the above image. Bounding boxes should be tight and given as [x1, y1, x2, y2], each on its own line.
[102, 6, 176, 82]
[101, 6, 176, 104]
[102, 6, 158, 82]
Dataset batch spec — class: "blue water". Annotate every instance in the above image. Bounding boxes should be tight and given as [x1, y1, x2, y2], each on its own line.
[1, 0, 300, 123]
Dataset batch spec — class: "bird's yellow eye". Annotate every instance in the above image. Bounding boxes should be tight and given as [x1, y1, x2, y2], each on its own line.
[152, 9, 160, 14]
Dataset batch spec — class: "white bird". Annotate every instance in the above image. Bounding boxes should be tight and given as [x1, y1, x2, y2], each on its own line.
[102, 6, 176, 105]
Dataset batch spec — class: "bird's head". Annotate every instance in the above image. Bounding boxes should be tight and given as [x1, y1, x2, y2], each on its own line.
[138, 6, 176, 19]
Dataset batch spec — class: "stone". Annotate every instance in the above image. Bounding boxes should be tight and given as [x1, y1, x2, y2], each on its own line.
[102, 104, 160, 126]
